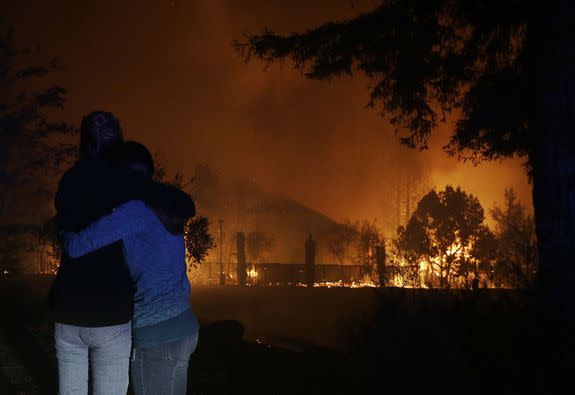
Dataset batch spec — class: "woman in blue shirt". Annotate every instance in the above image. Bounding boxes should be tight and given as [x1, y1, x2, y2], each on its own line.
[61, 141, 199, 395]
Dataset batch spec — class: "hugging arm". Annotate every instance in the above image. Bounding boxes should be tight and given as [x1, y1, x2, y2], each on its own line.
[145, 183, 196, 234]
[60, 200, 155, 258]
[55, 164, 195, 235]
[109, 173, 196, 233]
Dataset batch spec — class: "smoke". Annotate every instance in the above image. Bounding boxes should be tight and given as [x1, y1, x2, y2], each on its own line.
[6, 0, 531, 231]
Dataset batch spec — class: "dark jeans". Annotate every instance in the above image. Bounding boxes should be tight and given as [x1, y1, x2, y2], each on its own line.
[130, 332, 198, 395]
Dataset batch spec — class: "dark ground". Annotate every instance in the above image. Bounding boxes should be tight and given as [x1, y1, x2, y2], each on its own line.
[0, 276, 569, 394]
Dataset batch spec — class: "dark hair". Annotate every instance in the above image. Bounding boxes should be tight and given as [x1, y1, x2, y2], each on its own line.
[122, 141, 155, 178]
[79, 111, 124, 160]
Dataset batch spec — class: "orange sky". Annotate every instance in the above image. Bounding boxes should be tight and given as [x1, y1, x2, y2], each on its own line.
[6, 0, 531, 225]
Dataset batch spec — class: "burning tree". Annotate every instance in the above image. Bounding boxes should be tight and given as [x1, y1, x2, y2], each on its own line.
[326, 221, 356, 266]
[389, 232, 422, 288]
[397, 185, 491, 288]
[351, 220, 383, 285]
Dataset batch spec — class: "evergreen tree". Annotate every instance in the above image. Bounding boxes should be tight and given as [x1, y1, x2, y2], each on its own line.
[397, 185, 490, 288]
[490, 188, 537, 287]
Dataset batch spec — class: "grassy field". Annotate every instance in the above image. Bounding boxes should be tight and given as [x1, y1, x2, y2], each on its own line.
[0, 276, 567, 394]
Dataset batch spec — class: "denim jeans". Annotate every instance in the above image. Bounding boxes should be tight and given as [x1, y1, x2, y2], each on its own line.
[54, 322, 132, 395]
[130, 331, 199, 395]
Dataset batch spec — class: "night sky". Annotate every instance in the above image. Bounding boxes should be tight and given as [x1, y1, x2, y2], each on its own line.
[5, 0, 531, 224]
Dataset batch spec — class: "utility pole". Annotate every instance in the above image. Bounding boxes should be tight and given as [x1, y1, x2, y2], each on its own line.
[219, 219, 225, 286]
[305, 234, 316, 287]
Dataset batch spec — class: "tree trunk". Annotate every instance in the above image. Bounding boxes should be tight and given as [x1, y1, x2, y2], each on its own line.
[375, 245, 386, 287]
[0, 187, 7, 219]
[406, 174, 411, 225]
[532, 0, 575, 316]
[39, 243, 46, 274]
[236, 232, 247, 286]
[396, 177, 402, 227]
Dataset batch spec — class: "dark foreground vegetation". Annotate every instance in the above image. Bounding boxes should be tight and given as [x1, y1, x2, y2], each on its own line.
[0, 276, 568, 394]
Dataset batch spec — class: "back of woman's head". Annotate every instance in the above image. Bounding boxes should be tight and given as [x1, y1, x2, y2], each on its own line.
[79, 111, 123, 160]
[122, 141, 155, 178]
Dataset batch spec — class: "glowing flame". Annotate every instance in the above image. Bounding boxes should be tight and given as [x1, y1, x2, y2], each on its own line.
[184, 235, 501, 288]
[247, 266, 258, 279]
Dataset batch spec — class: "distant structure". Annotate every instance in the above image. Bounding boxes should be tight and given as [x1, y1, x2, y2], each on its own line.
[236, 232, 247, 286]
[305, 234, 316, 287]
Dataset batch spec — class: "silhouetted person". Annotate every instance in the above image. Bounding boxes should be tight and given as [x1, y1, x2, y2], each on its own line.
[60, 141, 199, 395]
[50, 112, 195, 395]
[471, 276, 480, 291]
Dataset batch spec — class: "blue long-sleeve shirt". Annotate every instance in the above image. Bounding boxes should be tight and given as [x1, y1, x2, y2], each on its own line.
[51, 159, 195, 327]
[61, 200, 198, 347]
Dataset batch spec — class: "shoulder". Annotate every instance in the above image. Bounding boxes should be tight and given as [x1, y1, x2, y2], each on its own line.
[56, 161, 108, 203]
[114, 201, 162, 226]
[58, 160, 111, 188]
[55, 164, 83, 207]
[57, 164, 80, 189]
[115, 200, 151, 215]
[149, 183, 196, 218]
[114, 201, 167, 233]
